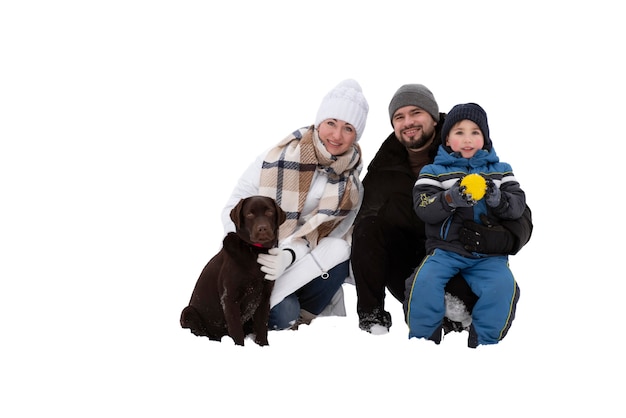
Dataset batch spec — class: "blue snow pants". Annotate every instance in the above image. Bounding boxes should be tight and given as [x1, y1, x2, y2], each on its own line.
[406, 249, 518, 345]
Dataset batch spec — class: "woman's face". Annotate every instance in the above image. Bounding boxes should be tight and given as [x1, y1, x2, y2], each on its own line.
[317, 119, 357, 156]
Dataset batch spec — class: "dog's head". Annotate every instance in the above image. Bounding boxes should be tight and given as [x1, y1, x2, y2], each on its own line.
[230, 196, 287, 248]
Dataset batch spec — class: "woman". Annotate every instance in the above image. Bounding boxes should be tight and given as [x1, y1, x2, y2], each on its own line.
[221, 79, 369, 330]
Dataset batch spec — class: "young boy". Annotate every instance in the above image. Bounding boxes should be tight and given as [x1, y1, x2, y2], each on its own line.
[405, 103, 526, 347]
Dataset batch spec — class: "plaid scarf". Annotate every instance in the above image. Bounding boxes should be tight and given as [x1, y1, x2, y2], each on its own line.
[259, 126, 362, 247]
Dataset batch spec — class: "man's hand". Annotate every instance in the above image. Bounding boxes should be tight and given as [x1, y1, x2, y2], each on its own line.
[459, 214, 514, 254]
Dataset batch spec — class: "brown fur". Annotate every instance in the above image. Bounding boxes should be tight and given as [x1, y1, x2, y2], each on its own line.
[180, 196, 287, 346]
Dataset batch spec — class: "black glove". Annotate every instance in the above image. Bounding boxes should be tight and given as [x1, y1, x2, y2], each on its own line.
[444, 179, 476, 208]
[459, 214, 514, 254]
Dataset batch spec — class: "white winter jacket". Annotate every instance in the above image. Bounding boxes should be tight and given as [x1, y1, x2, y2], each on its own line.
[221, 148, 362, 310]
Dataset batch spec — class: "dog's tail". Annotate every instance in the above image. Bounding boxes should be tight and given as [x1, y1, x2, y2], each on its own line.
[180, 305, 209, 337]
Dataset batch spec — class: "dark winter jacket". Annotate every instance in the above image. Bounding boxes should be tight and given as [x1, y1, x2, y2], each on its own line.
[355, 119, 441, 229]
[354, 113, 532, 256]
[414, 145, 526, 257]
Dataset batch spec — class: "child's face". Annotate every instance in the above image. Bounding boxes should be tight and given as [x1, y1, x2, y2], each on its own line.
[445, 120, 485, 158]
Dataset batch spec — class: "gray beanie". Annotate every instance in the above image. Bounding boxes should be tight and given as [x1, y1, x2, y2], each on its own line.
[315, 79, 369, 141]
[388, 84, 439, 124]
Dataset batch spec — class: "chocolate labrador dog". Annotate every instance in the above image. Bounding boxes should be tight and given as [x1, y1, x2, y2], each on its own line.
[180, 196, 286, 346]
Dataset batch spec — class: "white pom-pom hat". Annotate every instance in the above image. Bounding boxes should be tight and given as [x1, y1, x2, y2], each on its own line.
[315, 79, 369, 141]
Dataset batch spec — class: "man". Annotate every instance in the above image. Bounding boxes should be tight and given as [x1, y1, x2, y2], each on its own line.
[351, 84, 533, 342]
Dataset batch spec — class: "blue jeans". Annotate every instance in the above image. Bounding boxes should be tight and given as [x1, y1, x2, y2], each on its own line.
[269, 260, 349, 330]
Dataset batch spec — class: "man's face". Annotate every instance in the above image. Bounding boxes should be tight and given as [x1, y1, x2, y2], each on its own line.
[391, 105, 437, 150]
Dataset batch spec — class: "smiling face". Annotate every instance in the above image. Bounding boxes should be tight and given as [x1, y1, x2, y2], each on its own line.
[391, 105, 438, 150]
[445, 119, 485, 158]
[317, 118, 357, 156]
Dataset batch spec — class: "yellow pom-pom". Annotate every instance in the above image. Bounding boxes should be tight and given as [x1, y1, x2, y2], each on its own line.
[460, 174, 486, 201]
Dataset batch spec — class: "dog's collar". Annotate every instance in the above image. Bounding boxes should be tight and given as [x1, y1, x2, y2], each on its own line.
[245, 240, 276, 249]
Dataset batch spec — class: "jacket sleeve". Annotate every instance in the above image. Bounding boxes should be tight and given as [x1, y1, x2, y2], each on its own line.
[492, 180, 526, 220]
[412, 180, 454, 224]
[356, 170, 420, 231]
[500, 203, 533, 255]
[354, 172, 388, 222]
[221, 151, 266, 235]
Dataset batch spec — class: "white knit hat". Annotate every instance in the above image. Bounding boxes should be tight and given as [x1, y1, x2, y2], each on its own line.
[314, 79, 369, 141]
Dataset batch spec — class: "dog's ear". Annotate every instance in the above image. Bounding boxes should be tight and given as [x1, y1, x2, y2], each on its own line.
[230, 198, 245, 229]
[273, 199, 287, 226]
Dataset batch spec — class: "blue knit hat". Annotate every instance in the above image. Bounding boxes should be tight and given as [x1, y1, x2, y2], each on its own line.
[441, 103, 492, 152]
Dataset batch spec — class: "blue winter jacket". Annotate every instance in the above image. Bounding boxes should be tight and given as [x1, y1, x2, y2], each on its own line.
[413, 145, 526, 257]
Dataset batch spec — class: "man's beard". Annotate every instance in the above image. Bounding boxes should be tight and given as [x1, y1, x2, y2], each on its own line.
[403, 128, 435, 150]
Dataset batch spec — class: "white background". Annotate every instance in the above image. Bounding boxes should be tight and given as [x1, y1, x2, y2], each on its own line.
[2, 1, 624, 416]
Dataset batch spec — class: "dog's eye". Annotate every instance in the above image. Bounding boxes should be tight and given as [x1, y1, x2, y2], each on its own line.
[265, 210, 274, 217]
[245, 212, 254, 219]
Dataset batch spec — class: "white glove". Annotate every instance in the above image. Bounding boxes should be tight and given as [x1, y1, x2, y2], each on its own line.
[257, 248, 293, 281]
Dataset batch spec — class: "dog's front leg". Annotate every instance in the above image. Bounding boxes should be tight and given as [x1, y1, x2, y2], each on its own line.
[222, 296, 246, 346]
[252, 281, 274, 346]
